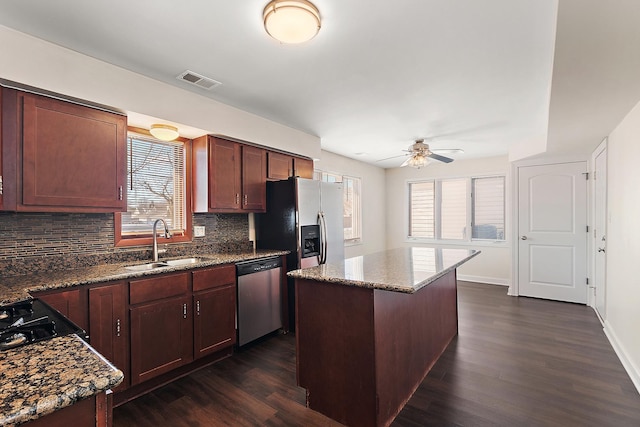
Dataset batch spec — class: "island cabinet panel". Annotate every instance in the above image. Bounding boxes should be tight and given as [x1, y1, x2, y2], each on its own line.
[1, 88, 127, 212]
[293, 157, 314, 179]
[192, 265, 237, 358]
[129, 272, 193, 385]
[36, 287, 88, 331]
[296, 281, 377, 427]
[89, 282, 129, 392]
[373, 270, 458, 426]
[295, 269, 459, 427]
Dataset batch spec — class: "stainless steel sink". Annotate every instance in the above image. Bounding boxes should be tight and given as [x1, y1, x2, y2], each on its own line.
[164, 257, 210, 266]
[124, 262, 169, 272]
[124, 257, 210, 272]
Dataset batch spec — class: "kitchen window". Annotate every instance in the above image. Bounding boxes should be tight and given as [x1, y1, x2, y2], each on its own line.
[115, 129, 192, 246]
[408, 175, 505, 242]
[315, 171, 362, 243]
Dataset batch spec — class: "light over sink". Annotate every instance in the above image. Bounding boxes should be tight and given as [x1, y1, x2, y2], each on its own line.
[124, 257, 210, 272]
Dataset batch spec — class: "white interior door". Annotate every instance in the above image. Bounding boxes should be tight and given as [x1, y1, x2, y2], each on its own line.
[518, 162, 588, 303]
[594, 145, 607, 318]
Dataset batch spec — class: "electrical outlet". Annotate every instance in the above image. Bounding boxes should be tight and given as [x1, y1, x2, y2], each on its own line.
[194, 226, 205, 237]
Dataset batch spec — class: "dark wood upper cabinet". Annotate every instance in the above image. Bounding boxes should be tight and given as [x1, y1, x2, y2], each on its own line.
[1, 88, 127, 212]
[193, 136, 266, 213]
[241, 145, 266, 211]
[267, 152, 293, 180]
[209, 137, 242, 210]
[89, 282, 129, 392]
[268, 152, 314, 181]
[293, 157, 314, 179]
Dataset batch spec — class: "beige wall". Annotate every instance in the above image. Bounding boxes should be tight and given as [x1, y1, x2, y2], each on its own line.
[0, 25, 321, 159]
[604, 99, 640, 389]
[315, 150, 387, 258]
[385, 156, 511, 285]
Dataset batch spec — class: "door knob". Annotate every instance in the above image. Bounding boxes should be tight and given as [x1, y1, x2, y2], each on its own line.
[598, 247, 606, 253]
[521, 236, 528, 240]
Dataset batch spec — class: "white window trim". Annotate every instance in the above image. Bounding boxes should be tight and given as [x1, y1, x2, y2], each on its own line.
[405, 172, 509, 247]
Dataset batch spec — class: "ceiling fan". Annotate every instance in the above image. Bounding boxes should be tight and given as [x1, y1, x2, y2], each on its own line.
[379, 139, 462, 168]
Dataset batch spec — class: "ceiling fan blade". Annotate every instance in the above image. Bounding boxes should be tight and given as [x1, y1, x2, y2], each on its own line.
[376, 154, 408, 162]
[400, 157, 412, 167]
[427, 152, 454, 163]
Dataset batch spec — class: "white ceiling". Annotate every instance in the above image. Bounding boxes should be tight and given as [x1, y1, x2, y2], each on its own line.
[0, 0, 638, 167]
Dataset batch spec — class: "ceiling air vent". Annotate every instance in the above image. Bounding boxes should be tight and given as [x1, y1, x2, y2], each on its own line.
[176, 70, 222, 91]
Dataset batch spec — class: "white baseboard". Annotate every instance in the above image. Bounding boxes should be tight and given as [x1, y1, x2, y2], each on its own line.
[603, 320, 640, 394]
[457, 275, 509, 286]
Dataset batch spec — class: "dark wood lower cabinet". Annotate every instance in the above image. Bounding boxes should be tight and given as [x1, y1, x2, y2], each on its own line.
[25, 391, 111, 427]
[129, 296, 193, 386]
[89, 282, 129, 392]
[29, 264, 241, 410]
[36, 287, 88, 331]
[193, 284, 236, 358]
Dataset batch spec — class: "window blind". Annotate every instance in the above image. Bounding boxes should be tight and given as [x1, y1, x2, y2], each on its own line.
[472, 176, 505, 240]
[440, 179, 467, 240]
[121, 135, 186, 234]
[409, 181, 435, 238]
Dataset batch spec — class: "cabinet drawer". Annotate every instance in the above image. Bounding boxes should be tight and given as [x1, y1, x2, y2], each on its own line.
[193, 265, 236, 292]
[130, 273, 189, 305]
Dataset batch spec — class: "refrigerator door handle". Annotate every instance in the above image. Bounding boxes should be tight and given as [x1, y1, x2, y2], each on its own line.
[318, 211, 328, 264]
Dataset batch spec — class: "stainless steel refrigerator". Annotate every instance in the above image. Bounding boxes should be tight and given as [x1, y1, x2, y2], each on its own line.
[256, 177, 345, 331]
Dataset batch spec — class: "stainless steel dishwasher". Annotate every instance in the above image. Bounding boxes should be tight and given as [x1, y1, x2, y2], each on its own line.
[236, 257, 283, 346]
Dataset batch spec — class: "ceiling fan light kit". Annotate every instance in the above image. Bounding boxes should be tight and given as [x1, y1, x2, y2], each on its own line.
[403, 154, 431, 169]
[263, 0, 321, 44]
[400, 139, 456, 168]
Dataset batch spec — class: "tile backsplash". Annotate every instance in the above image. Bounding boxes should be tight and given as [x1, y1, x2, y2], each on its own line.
[0, 212, 252, 276]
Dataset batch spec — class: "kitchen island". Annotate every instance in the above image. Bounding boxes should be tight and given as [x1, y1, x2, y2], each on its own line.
[288, 247, 479, 427]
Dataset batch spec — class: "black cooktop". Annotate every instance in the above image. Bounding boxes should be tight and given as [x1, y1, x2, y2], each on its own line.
[0, 299, 87, 351]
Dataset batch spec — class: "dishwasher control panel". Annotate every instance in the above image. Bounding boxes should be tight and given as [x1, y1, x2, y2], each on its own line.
[236, 257, 282, 276]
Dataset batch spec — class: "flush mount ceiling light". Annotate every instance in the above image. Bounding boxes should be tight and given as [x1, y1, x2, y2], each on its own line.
[149, 124, 179, 141]
[263, 0, 321, 44]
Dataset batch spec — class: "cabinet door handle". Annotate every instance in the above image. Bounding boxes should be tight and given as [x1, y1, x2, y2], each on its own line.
[196, 300, 200, 316]
[116, 319, 121, 337]
[244, 194, 248, 205]
[236, 193, 240, 204]
[183, 303, 188, 319]
[118, 186, 123, 201]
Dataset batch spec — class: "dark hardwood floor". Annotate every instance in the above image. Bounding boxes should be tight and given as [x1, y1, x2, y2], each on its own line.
[113, 282, 640, 426]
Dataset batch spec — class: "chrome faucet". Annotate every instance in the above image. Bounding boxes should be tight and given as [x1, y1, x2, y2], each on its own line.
[152, 219, 172, 262]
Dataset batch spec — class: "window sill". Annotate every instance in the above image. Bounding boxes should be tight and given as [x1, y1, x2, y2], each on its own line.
[115, 233, 192, 248]
[345, 239, 362, 247]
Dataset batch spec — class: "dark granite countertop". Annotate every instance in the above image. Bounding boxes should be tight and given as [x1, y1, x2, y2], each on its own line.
[0, 335, 123, 427]
[288, 247, 479, 293]
[0, 249, 287, 426]
[0, 250, 288, 305]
